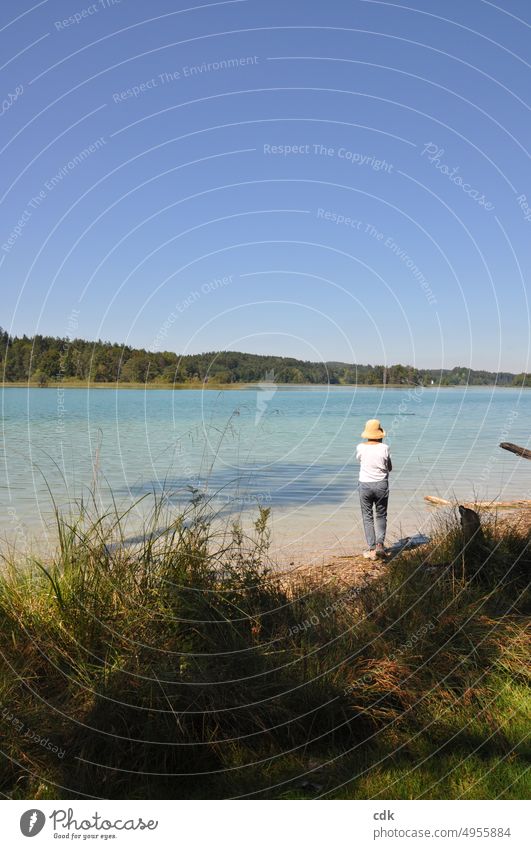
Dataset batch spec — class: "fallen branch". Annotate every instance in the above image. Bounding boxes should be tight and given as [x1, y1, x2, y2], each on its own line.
[425, 495, 531, 510]
[424, 496, 452, 506]
[499, 442, 531, 461]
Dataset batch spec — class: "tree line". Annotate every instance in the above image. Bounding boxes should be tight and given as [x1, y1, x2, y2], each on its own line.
[0, 328, 528, 387]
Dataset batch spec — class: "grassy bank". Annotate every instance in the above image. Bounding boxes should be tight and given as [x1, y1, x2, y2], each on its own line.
[0, 500, 528, 800]
[1, 380, 241, 390]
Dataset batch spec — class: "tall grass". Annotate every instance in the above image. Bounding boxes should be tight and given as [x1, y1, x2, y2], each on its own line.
[0, 496, 528, 799]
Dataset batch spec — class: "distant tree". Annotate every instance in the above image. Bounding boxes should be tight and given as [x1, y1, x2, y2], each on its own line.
[512, 373, 531, 387]
[0, 329, 521, 387]
[38, 349, 61, 378]
[208, 368, 232, 383]
[120, 354, 152, 383]
[32, 370, 49, 387]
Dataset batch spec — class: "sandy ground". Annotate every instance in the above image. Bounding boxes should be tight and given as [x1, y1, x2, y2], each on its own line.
[276, 549, 396, 594]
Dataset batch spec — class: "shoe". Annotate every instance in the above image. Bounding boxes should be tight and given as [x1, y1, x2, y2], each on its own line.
[363, 549, 377, 560]
[375, 544, 388, 559]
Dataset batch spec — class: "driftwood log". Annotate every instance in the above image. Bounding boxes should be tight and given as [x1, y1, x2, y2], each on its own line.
[500, 442, 531, 461]
[425, 495, 531, 509]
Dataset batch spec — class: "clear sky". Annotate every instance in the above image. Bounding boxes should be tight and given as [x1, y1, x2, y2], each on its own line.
[1, 0, 530, 371]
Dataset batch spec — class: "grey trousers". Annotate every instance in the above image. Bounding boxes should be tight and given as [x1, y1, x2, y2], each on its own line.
[359, 479, 389, 547]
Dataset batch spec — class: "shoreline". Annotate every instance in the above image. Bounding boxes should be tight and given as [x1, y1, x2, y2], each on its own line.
[3, 503, 528, 568]
[1, 381, 526, 391]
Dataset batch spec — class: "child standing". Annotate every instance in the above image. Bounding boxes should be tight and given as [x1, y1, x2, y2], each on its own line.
[356, 419, 392, 560]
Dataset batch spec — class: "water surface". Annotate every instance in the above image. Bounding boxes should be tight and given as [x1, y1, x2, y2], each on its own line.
[1, 385, 529, 562]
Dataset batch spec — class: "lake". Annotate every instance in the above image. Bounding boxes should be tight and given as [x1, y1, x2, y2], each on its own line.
[1, 385, 529, 563]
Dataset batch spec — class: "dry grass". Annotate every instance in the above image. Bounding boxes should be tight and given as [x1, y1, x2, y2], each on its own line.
[0, 499, 528, 799]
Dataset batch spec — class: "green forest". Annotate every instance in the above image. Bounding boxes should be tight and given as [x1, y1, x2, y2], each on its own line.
[0, 328, 529, 386]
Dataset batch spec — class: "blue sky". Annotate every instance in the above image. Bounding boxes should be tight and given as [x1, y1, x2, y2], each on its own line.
[1, 0, 530, 371]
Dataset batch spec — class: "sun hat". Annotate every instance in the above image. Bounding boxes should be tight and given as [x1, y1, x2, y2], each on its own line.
[361, 418, 386, 439]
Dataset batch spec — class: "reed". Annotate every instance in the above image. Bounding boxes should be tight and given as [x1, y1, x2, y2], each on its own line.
[0, 495, 528, 799]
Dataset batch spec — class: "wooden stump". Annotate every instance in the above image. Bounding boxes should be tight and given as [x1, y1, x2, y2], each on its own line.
[458, 505, 484, 547]
[458, 506, 486, 582]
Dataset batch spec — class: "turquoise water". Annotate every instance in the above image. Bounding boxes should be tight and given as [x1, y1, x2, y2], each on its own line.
[1, 386, 529, 561]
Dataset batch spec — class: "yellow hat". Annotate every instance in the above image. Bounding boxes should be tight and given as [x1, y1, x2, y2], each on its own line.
[361, 418, 386, 439]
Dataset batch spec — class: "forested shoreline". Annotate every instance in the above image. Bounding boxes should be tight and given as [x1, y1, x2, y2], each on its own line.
[1, 328, 529, 386]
